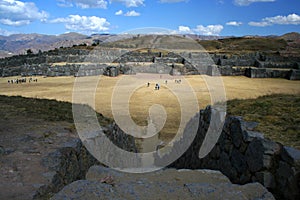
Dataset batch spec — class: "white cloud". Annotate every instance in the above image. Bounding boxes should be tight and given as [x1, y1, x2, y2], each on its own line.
[124, 10, 140, 16]
[110, 0, 144, 7]
[50, 15, 110, 34]
[249, 13, 300, 27]
[115, 10, 123, 15]
[114, 9, 140, 17]
[0, 19, 30, 26]
[194, 25, 223, 36]
[159, 0, 188, 3]
[178, 25, 193, 33]
[226, 21, 243, 26]
[0, 0, 48, 26]
[248, 21, 269, 27]
[0, 28, 17, 36]
[57, 0, 108, 9]
[175, 24, 224, 35]
[234, 0, 275, 6]
[57, 0, 74, 7]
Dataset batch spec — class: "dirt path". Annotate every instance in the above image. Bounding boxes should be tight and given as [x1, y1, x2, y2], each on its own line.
[0, 101, 77, 199]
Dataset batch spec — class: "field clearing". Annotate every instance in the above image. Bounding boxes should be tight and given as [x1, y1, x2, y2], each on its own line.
[0, 75, 299, 143]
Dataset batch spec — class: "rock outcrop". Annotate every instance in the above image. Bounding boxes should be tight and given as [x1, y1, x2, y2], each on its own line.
[169, 106, 300, 200]
[43, 106, 300, 200]
[51, 165, 275, 200]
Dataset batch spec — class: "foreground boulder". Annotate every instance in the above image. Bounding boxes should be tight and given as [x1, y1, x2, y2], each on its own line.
[51, 165, 274, 200]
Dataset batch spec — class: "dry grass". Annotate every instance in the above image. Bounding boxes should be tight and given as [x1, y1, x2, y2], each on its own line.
[0, 75, 299, 145]
[197, 37, 288, 53]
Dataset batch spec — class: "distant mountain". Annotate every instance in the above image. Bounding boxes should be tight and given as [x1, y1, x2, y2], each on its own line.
[184, 34, 230, 40]
[0, 32, 299, 58]
[0, 32, 110, 58]
[280, 32, 300, 41]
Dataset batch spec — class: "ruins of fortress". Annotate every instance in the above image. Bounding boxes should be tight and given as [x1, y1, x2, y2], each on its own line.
[32, 105, 300, 199]
[1, 41, 299, 199]
[0, 46, 299, 80]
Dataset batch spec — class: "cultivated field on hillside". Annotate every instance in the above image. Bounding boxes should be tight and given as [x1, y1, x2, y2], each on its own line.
[0, 75, 299, 147]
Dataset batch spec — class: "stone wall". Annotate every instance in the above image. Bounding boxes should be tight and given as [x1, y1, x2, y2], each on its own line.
[287, 69, 300, 80]
[218, 66, 247, 76]
[33, 120, 138, 199]
[211, 52, 300, 68]
[168, 106, 300, 200]
[244, 67, 291, 78]
[105, 122, 138, 153]
[34, 138, 99, 199]
[1, 48, 299, 79]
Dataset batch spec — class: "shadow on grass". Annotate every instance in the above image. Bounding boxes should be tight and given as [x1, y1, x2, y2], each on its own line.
[0, 95, 113, 126]
[1, 93, 299, 149]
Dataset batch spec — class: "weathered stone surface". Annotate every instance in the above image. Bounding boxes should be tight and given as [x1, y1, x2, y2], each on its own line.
[52, 166, 275, 200]
[245, 139, 281, 172]
[231, 148, 247, 174]
[219, 151, 238, 181]
[231, 118, 243, 148]
[185, 182, 274, 200]
[241, 120, 259, 131]
[0, 97, 139, 200]
[246, 140, 274, 172]
[51, 180, 123, 200]
[281, 146, 300, 168]
[288, 69, 300, 80]
[0, 117, 99, 200]
[245, 67, 291, 78]
[1, 47, 299, 79]
[276, 161, 294, 180]
[255, 171, 276, 189]
[243, 130, 264, 142]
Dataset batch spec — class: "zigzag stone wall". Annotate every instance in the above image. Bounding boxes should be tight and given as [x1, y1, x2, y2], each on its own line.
[0, 48, 299, 79]
[168, 106, 300, 200]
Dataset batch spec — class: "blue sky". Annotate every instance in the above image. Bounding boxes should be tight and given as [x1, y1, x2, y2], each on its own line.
[0, 0, 299, 36]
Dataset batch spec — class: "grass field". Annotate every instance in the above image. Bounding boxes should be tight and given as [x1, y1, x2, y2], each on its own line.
[0, 75, 299, 148]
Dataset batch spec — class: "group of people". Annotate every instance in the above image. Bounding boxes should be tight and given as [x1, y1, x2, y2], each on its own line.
[155, 83, 160, 90]
[8, 77, 38, 84]
[147, 82, 161, 90]
[174, 79, 181, 84]
[147, 79, 182, 90]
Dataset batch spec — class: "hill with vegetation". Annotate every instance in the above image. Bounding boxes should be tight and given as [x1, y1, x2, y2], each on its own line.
[0, 32, 299, 58]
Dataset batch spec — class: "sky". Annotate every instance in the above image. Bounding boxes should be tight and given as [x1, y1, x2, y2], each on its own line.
[0, 0, 299, 36]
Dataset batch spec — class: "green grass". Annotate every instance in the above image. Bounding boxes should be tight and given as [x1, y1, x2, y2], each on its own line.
[227, 94, 300, 149]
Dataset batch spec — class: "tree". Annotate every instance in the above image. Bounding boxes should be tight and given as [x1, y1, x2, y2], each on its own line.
[26, 49, 33, 55]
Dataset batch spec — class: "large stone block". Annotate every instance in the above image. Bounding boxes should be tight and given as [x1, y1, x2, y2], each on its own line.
[231, 148, 247, 174]
[52, 166, 275, 200]
[245, 139, 276, 172]
[255, 171, 276, 189]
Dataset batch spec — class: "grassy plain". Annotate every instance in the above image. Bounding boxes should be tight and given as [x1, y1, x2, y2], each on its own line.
[0, 75, 299, 147]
